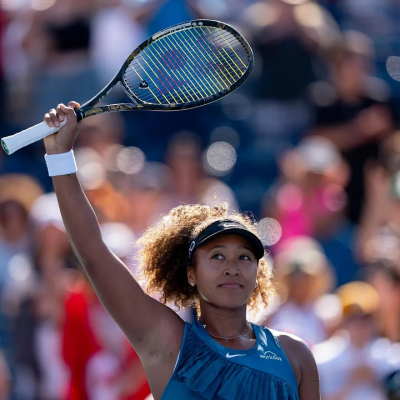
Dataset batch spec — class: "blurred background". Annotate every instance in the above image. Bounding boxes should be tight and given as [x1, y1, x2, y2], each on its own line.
[2, 0, 400, 399]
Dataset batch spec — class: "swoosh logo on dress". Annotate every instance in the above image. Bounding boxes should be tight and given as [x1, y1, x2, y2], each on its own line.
[226, 353, 247, 358]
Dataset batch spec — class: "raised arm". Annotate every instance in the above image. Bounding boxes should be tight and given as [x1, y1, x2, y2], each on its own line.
[43, 103, 184, 368]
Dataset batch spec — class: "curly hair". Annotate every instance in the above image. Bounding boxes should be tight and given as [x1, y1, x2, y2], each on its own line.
[136, 203, 275, 313]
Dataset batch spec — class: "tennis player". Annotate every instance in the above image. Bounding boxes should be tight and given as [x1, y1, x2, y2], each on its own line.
[43, 102, 320, 400]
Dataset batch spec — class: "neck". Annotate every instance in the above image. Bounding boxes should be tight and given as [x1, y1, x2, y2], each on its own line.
[199, 301, 249, 339]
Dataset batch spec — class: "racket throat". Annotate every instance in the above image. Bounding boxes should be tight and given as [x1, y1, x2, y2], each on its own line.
[77, 103, 138, 121]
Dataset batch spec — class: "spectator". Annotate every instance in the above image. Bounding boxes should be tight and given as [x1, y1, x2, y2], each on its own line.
[365, 262, 400, 343]
[314, 281, 400, 400]
[265, 236, 335, 347]
[356, 131, 400, 267]
[21, 0, 99, 126]
[310, 30, 396, 224]
[264, 136, 348, 244]
[263, 136, 360, 285]
[0, 175, 42, 396]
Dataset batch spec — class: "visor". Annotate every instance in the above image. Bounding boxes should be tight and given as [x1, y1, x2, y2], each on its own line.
[188, 219, 265, 263]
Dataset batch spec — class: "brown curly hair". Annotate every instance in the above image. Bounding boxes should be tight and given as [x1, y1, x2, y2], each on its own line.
[136, 203, 275, 313]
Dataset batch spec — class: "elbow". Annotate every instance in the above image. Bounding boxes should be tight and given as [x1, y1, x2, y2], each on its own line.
[69, 239, 109, 270]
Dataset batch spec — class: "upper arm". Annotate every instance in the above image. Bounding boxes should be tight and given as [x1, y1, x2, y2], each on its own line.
[297, 340, 321, 400]
[276, 332, 321, 400]
[84, 245, 184, 361]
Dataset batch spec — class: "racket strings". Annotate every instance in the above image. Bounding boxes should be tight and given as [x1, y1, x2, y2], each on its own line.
[123, 26, 250, 105]
[125, 38, 244, 103]
[155, 35, 220, 99]
[128, 29, 242, 100]
[175, 30, 238, 90]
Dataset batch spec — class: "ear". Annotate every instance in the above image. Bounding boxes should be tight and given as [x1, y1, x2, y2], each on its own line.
[187, 266, 195, 286]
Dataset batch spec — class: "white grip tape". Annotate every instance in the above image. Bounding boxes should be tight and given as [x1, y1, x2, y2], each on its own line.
[1, 119, 67, 155]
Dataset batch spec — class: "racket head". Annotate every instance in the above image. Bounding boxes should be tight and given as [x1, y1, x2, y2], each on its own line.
[119, 20, 254, 110]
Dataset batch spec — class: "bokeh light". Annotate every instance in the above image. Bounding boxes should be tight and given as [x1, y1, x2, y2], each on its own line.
[8, 254, 32, 282]
[314, 294, 342, 328]
[104, 144, 125, 172]
[75, 147, 105, 190]
[116, 147, 145, 175]
[204, 141, 237, 176]
[386, 56, 400, 82]
[201, 179, 238, 210]
[243, 3, 280, 28]
[31, 0, 56, 11]
[257, 218, 282, 246]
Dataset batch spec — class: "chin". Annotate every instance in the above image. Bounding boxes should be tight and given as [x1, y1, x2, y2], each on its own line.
[212, 295, 250, 310]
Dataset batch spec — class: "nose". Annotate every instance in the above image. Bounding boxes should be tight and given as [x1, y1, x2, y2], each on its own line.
[223, 261, 240, 276]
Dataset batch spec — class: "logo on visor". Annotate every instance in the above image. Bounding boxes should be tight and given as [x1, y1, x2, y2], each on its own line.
[189, 241, 196, 257]
[220, 222, 240, 228]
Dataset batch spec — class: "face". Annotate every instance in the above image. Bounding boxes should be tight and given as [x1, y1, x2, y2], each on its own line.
[187, 234, 258, 310]
[345, 313, 375, 345]
[286, 271, 315, 303]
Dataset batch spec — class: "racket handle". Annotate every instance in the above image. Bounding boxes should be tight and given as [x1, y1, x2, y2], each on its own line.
[1, 119, 67, 155]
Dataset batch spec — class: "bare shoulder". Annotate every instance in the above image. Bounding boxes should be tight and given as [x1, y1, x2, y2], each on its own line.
[268, 329, 317, 383]
[271, 329, 314, 359]
[269, 329, 321, 400]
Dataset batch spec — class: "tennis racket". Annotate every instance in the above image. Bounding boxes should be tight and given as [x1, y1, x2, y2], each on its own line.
[1, 19, 253, 155]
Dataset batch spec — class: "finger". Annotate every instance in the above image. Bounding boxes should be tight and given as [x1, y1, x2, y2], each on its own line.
[49, 109, 60, 127]
[44, 113, 53, 127]
[60, 104, 78, 124]
[56, 104, 67, 122]
[68, 101, 81, 110]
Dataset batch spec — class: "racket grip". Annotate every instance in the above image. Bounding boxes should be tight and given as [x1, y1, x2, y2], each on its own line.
[1, 119, 67, 155]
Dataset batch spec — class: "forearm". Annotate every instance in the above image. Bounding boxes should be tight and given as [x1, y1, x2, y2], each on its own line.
[52, 173, 105, 266]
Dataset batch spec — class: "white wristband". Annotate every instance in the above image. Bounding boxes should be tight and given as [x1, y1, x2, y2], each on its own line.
[45, 150, 78, 177]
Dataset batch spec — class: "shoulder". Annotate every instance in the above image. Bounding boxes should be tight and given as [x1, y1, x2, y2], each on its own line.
[270, 329, 317, 380]
[270, 329, 321, 398]
[270, 329, 313, 358]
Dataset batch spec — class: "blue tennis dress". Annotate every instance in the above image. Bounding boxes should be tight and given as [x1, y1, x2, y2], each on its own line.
[161, 321, 300, 400]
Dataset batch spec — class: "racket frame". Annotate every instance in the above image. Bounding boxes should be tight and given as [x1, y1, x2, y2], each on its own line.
[76, 19, 254, 121]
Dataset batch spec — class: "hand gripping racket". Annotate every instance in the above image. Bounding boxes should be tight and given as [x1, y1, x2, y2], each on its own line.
[1, 19, 253, 155]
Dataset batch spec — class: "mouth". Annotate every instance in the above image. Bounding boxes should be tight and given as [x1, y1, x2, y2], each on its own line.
[218, 282, 243, 289]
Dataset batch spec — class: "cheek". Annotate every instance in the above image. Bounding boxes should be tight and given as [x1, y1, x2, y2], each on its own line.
[243, 265, 258, 281]
[195, 263, 220, 289]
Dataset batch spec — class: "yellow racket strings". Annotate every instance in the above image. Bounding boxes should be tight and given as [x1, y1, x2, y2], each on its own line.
[124, 26, 249, 105]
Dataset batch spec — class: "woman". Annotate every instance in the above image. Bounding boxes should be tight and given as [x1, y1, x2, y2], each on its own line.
[42, 102, 320, 400]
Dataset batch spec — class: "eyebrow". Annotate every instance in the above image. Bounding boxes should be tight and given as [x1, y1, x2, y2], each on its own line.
[208, 244, 254, 253]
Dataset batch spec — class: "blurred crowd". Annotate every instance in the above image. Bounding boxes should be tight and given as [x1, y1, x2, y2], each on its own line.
[2, 0, 400, 399]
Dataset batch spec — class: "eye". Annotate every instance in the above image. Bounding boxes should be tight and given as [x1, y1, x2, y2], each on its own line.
[211, 254, 225, 260]
[239, 254, 252, 261]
